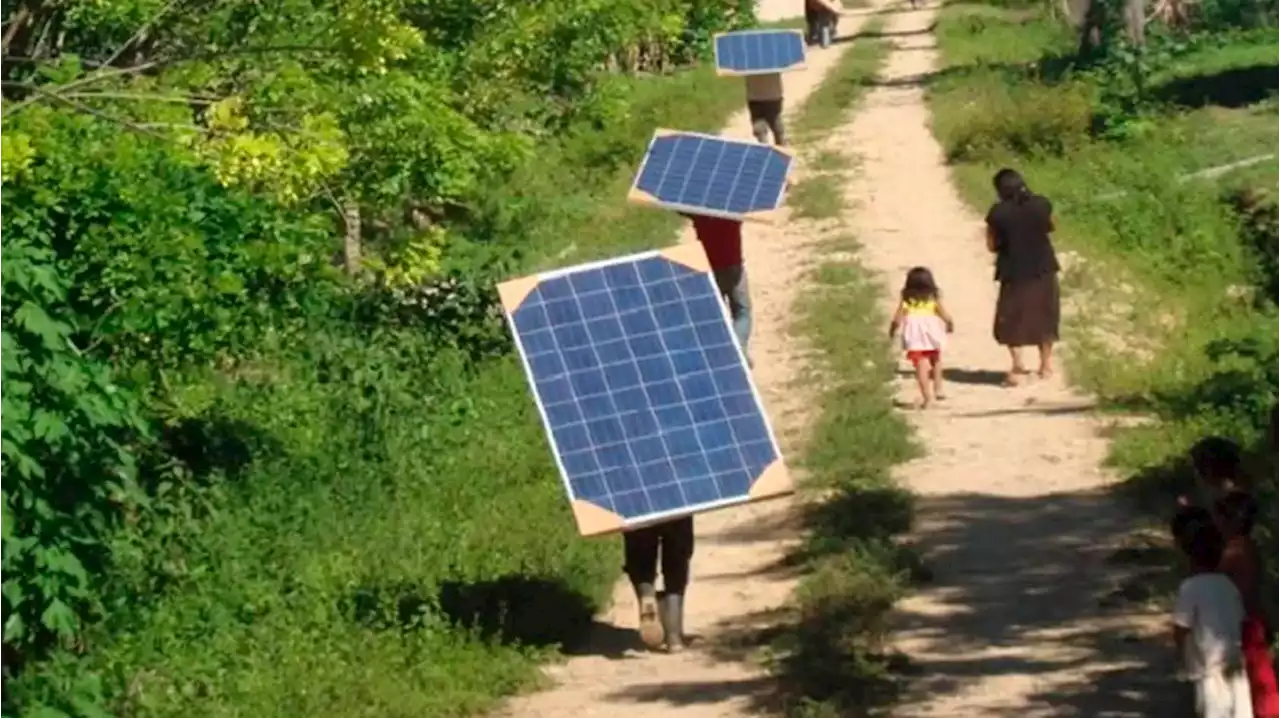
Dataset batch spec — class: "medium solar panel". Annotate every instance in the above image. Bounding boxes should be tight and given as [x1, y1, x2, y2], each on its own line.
[714, 29, 806, 75]
[626, 129, 794, 224]
[497, 244, 793, 537]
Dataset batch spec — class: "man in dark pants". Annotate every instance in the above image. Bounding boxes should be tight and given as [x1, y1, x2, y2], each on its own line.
[623, 517, 694, 652]
[744, 72, 785, 147]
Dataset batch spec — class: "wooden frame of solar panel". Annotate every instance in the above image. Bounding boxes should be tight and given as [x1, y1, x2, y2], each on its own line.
[626, 128, 795, 225]
[497, 243, 794, 537]
[712, 28, 807, 77]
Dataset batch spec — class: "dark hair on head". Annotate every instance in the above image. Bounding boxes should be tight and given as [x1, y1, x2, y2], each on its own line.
[1189, 436, 1242, 481]
[1171, 505, 1212, 543]
[901, 266, 940, 303]
[1214, 490, 1258, 535]
[1181, 521, 1226, 569]
[993, 168, 1032, 205]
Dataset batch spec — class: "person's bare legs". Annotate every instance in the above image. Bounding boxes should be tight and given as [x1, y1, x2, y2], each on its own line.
[1037, 341, 1055, 378]
[931, 356, 945, 400]
[914, 359, 934, 408]
[1005, 346, 1027, 386]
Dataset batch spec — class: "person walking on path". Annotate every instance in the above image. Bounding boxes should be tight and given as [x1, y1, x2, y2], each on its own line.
[622, 517, 694, 653]
[888, 266, 955, 409]
[745, 72, 786, 146]
[682, 213, 753, 365]
[984, 168, 1061, 386]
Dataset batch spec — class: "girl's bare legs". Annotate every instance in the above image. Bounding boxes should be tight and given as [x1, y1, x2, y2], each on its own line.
[931, 357, 946, 400]
[1037, 342, 1055, 378]
[914, 359, 934, 408]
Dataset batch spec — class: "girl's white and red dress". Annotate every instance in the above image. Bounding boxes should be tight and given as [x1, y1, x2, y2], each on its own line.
[900, 298, 947, 365]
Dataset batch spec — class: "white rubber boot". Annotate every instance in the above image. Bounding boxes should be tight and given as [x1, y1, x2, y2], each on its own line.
[661, 593, 686, 653]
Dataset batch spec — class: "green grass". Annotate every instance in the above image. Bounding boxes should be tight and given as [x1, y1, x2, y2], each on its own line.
[769, 232, 923, 718]
[925, 0, 1277, 622]
[9, 62, 752, 718]
[791, 19, 891, 139]
[788, 174, 847, 219]
[758, 30, 921, 718]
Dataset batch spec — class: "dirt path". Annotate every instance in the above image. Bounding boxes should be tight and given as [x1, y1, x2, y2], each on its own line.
[497, 6, 872, 718]
[831, 6, 1179, 717]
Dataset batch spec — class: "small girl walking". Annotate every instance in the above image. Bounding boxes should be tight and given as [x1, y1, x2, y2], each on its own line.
[888, 267, 955, 409]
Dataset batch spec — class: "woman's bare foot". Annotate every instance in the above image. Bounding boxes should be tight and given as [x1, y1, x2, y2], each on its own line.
[1037, 366, 1054, 379]
[1003, 372, 1021, 387]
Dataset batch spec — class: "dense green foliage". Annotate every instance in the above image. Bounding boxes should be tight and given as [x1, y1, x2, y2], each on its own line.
[927, 0, 1277, 621]
[1, 1, 758, 715]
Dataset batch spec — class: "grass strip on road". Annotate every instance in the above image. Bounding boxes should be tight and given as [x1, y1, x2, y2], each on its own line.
[764, 24, 924, 718]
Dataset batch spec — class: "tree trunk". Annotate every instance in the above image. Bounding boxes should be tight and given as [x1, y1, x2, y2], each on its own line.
[1123, 0, 1145, 45]
[1074, 0, 1104, 56]
[342, 201, 362, 273]
[1064, 0, 1092, 28]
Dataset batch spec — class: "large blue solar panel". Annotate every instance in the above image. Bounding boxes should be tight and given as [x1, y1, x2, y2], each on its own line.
[714, 29, 806, 75]
[497, 247, 791, 536]
[627, 129, 793, 223]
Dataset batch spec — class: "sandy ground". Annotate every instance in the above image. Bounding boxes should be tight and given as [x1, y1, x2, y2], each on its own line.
[756, 0, 811, 22]
[500, 2, 1175, 717]
[835, 6, 1180, 717]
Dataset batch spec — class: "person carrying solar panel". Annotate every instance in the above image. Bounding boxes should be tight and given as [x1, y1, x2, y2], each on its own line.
[744, 71, 786, 147]
[677, 212, 753, 365]
[624, 516, 694, 652]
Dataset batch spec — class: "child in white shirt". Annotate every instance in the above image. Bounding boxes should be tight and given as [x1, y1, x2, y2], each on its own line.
[1173, 522, 1254, 718]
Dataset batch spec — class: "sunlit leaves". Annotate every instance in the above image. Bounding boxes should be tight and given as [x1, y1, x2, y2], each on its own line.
[197, 98, 349, 204]
[1, 133, 36, 184]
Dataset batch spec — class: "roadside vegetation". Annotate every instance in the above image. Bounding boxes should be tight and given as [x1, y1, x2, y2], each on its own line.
[926, 0, 1277, 613]
[765, 26, 925, 718]
[1, 2, 761, 716]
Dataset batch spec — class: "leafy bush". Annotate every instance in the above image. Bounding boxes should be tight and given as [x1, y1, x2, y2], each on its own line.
[1225, 185, 1278, 302]
[2, 1, 757, 715]
[1, 244, 148, 662]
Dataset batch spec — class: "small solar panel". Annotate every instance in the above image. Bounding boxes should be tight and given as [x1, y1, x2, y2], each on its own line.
[714, 29, 806, 76]
[626, 129, 794, 224]
[497, 244, 793, 537]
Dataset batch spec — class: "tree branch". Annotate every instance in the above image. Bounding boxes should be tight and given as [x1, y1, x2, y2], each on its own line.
[100, 0, 186, 69]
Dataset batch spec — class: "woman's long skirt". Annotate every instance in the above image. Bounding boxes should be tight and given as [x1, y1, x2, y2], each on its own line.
[994, 272, 1060, 347]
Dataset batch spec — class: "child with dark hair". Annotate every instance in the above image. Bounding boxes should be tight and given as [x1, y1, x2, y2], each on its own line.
[1180, 436, 1253, 509]
[1173, 522, 1253, 718]
[1172, 504, 1214, 547]
[888, 267, 954, 409]
[1213, 492, 1279, 718]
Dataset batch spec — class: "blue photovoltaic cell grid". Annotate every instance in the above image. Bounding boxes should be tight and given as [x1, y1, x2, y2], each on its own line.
[715, 31, 805, 74]
[634, 134, 791, 218]
[509, 255, 779, 522]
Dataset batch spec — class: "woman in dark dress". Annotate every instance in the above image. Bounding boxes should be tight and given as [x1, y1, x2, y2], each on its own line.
[985, 169, 1060, 386]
